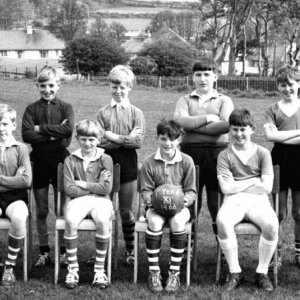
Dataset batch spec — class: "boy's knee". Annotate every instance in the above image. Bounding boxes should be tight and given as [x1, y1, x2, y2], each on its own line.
[262, 223, 278, 240]
[120, 208, 134, 222]
[36, 207, 48, 218]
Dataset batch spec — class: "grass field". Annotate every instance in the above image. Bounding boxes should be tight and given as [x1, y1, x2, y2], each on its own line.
[0, 78, 299, 299]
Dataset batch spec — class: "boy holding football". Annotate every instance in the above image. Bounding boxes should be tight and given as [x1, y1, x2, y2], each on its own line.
[140, 119, 197, 293]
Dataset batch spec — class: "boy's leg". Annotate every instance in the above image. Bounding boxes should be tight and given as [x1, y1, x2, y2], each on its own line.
[2, 201, 28, 286]
[145, 209, 164, 292]
[119, 179, 137, 265]
[291, 190, 300, 267]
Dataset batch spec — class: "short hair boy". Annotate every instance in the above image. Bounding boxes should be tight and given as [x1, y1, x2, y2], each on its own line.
[174, 58, 234, 242]
[97, 65, 145, 265]
[217, 109, 278, 292]
[63, 119, 114, 289]
[264, 64, 300, 268]
[0, 104, 32, 286]
[141, 119, 197, 293]
[22, 65, 74, 268]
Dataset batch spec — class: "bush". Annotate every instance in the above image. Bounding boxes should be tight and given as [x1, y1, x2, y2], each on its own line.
[26, 70, 37, 79]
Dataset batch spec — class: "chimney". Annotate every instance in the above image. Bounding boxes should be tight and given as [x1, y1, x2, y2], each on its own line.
[26, 25, 33, 35]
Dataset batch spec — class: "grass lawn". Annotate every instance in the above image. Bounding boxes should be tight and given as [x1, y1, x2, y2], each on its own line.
[0, 78, 299, 299]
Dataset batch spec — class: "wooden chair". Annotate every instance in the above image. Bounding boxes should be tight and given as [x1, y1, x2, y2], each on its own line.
[215, 165, 280, 288]
[133, 165, 199, 286]
[54, 163, 120, 285]
[0, 175, 33, 282]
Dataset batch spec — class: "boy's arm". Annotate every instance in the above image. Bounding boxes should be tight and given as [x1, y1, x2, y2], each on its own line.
[264, 123, 300, 142]
[174, 96, 208, 130]
[22, 106, 51, 144]
[181, 157, 197, 207]
[0, 144, 32, 190]
[38, 103, 74, 139]
[140, 161, 155, 208]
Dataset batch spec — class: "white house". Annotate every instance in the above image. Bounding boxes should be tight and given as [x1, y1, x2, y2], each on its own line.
[0, 26, 65, 60]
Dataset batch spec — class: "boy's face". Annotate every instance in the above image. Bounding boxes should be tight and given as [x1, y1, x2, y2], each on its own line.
[193, 70, 218, 94]
[230, 125, 253, 147]
[36, 79, 60, 102]
[277, 79, 300, 101]
[109, 79, 132, 103]
[76, 135, 100, 156]
[157, 133, 180, 158]
[0, 115, 16, 143]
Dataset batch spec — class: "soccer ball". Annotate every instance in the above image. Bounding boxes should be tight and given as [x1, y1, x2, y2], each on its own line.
[152, 184, 184, 217]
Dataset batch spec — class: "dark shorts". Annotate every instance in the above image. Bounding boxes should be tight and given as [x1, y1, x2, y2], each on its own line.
[271, 143, 300, 191]
[30, 149, 69, 189]
[0, 189, 28, 217]
[180, 144, 227, 191]
[104, 148, 137, 184]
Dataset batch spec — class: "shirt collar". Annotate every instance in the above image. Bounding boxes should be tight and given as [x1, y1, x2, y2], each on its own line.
[154, 148, 182, 165]
[0, 136, 20, 148]
[111, 98, 130, 109]
[189, 89, 218, 100]
[40, 97, 58, 105]
[72, 147, 105, 161]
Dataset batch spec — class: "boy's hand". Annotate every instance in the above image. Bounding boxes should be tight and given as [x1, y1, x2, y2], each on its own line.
[264, 123, 277, 132]
[207, 115, 220, 123]
[16, 166, 26, 176]
[183, 195, 191, 207]
[75, 180, 87, 189]
[34, 125, 40, 132]
[100, 170, 111, 181]
[61, 119, 68, 125]
[105, 131, 119, 141]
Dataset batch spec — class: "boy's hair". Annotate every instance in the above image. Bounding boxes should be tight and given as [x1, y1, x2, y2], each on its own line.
[37, 65, 60, 83]
[75, 119, 104, 139]
[0, 104, 16, 122]
[108, 65, 135, 88]
[229, 108, 255, 129]
[157, 119, 184, 140]
[192, 58, 218, 73]
[276, 65, 300, 84]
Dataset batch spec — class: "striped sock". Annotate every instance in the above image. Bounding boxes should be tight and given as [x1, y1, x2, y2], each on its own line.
[5, 233, 23, 267]
[295, 240, 300, 259]
[64, 235, 78, 271]
[145, 229, 162, 272]
[169, 231, 186, 273]
[94, 234, 109, 272]
[122, 221, 135, 252]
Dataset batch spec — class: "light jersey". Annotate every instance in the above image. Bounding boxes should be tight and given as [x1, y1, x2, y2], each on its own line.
[231, 143, 256, 166]
[72, 148, 104, 172]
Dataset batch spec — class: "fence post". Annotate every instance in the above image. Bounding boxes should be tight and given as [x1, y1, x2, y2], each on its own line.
[35, 66, 38, 77]
[16, 68, 17, 75]
[246, 77, 249, 91]
[4, 68, 6, 77]
[186, 76, 189, 86]
[87, 73, 90, 82]
[158, 76, 162, 89]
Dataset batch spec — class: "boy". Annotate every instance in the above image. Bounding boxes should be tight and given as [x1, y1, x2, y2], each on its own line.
[97, 65, 145, 265]
[264, 65, 300, 268]
[0, 104, 32, 286]
[217, 109, 278, 292]
[174, 58, 234, 242]
[141, 119, 197, 293]
[63, 120, 114, 289]
[22, 65, 74, 268]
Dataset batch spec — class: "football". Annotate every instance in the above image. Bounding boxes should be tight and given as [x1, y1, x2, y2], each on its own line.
[152, 184, 184, 217]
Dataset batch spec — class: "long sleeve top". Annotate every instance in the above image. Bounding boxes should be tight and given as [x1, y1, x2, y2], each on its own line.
[174, 89, 233, 146]
[140, 149, 197, 206]
[63, 148, 113, 199]
[97, 100, 145, 149]
[0, 137, 32, 192]
[22, 97, 74, 154]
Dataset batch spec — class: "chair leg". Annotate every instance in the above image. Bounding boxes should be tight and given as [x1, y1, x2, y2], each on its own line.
[28, 215, 33, 269]
[113, 218, 119, 270]
[54, 229, 60, 285]
[216, 243, 222, 285]
[134, 231, 139, 283]
[23, 226, 28, 282]
[273, 243, 278, 288]
[193, 222, 198, 272]
[107, 227, 112, 284]
[186, 232, 191, 286]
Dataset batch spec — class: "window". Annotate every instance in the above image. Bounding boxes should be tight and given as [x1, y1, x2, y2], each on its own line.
[40, 50, 48, 58]
[0, 51, 7, 57]
[17, 51, 22, 58]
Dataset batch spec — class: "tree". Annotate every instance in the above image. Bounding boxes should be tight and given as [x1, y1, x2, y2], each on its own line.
[130, 56, 157, 75]
[89, 15, 110, 38]
[47, 0, 88, 41]
[60, 36, 129, 75]
[138, 40, 198, 76]
[109, 22, 127, 44]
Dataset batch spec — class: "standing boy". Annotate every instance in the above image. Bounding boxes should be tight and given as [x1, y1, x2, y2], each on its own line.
[63, 120, 114, 289]
[0, 104, 32, 286]
[264, 65, 300, 268]
[22, 65, 74, 268]
[174, 58, 234, 239]
[141, 119, 196, 293]
[217, 108, 278, 292]
[97, 65, 145, 265]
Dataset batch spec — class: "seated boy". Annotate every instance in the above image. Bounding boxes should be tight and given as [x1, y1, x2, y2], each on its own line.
[216, 109, 278, 292]
[63, 120, 114, 289]
[0, 104, 32, 286]
[140, 119, 197, 293]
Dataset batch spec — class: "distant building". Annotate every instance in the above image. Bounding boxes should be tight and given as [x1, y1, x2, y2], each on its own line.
[0, 26, 65, 60]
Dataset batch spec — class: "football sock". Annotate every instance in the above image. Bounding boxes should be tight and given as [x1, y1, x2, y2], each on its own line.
[64, 235, 79, 272]
[94, 234, 109, 272]
[5, 233, 23, 267]
[122, 220, 135, 253]
[170, 231, 187, 273]
[145, 228, 162, 272]
[39, 244, 50, 255]
[218, 236, 242, 273]
[295, 240, 300, 260]
[256, 236, 278, 274]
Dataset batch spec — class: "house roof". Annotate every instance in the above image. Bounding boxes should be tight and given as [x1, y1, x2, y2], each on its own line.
[0, 29, 65, 51]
